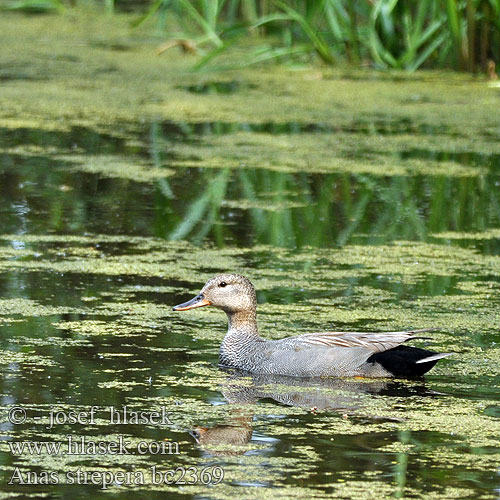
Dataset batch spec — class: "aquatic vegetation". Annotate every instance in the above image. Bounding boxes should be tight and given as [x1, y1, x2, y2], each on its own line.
[431, 229, 500, 240]
[0, 10, 499, 500]
[3, 11, 498, 248]
[0, 237, 498, 498]
[134, 0, 500, 74]
[0, 298, 79, 317]
[0, 348, 56, 367]
[62, 154, 175, 183]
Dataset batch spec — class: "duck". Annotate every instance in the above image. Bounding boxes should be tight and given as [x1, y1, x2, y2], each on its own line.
[172, 274, 452, 378]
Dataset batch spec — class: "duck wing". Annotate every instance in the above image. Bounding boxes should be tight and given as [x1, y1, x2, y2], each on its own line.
[293, 328, 437, 353]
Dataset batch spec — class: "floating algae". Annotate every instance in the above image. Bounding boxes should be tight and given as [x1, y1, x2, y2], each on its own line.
[0, 9, 499, 500]
[432, 229, 500, 240]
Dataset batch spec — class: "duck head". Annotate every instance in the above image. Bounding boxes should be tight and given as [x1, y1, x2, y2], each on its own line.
[172, 274, 257, 314]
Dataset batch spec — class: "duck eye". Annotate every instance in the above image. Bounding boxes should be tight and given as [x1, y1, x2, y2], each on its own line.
[219, 281, 227, 288]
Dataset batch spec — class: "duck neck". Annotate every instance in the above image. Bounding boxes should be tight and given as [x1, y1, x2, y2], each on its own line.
[220, 309, 262, 368]
[226, 309, 259, 337]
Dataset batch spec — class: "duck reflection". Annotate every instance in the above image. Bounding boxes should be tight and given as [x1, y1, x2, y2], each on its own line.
[189, 410, 254, 456]
[220, 371, 390, 410]
[190, 370, 438, 455]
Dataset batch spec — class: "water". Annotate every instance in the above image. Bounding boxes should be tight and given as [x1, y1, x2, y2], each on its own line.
[0, 10, 499, 500]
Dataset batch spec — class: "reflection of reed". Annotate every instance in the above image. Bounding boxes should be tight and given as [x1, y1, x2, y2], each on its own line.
[168, 169, 230, 244]
[152, 116, 499, 253]
[394, 429, 410, 499]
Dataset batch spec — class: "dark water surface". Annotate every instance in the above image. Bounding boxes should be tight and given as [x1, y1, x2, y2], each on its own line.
[0, 15, 500, 497]
[0, 116, 499, 500]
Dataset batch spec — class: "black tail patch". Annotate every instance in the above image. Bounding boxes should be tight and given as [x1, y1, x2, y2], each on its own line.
[367, 346, 442, 377]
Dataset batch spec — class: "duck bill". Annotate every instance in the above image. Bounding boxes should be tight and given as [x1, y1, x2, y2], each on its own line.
[172, 293, 211, 311]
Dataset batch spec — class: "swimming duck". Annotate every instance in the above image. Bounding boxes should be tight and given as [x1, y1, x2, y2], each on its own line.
[173, 274, 452, 378]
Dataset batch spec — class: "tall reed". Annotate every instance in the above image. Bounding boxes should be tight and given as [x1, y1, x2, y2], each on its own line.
[6, 0, 497, 72]
[139, 0, 500, 73]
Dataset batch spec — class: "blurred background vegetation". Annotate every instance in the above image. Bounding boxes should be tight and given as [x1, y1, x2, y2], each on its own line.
[1, 0, 499, 249]
[2, 0, 499, 73]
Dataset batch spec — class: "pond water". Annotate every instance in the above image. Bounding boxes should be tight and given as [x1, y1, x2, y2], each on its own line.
[0, 10, 499, 500]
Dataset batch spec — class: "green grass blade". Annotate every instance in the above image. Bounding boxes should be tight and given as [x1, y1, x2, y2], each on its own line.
[5, 0, 63, 12]
[193, 37, 240, 70]
[274, 0, 334, 64]
[253, 13, 294, 29]
[445, 0, 464, 68]
[131, 0, 165, 28]
[323, 1, 344, 40]
[408, 31, 448, 70]
[177, 0, 223, 47]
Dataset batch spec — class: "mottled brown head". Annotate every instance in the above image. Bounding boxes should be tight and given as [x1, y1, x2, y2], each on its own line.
[172, 274, 257, 314]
